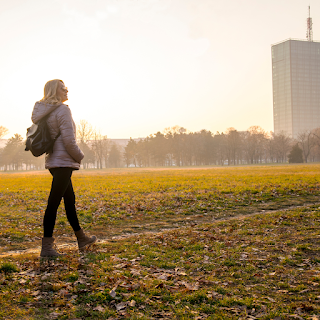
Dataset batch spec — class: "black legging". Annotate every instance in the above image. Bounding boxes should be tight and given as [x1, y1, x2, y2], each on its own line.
[43, 167, 81, 237]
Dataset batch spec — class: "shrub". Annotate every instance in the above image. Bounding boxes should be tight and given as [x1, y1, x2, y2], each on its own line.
[0, 262, 19, 273]
[288, 144, 303, 163]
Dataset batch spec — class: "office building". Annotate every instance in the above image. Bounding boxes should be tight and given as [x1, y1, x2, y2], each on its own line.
[272, 39, 320, 138]
[272, 8, 320, 138]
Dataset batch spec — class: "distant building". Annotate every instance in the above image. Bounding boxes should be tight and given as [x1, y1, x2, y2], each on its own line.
[271, 39, 320, 138]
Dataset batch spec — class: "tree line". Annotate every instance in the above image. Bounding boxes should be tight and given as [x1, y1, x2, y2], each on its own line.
[123, 125, 320, 167]
[0, 122, 123, 171]
[1, 123, 320, 171]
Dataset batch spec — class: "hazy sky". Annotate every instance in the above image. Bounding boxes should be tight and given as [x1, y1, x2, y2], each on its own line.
[1, 0, 319, 139]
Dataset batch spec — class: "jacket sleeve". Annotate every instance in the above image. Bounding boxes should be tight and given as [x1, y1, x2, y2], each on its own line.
[56, 106, 84, 163]
[31, 104, 41, 124]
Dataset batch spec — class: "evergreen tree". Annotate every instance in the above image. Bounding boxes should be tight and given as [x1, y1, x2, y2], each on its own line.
[109, 143, 121, 168]
[288, 143, 303, 163]
[124, 138, 137, 167]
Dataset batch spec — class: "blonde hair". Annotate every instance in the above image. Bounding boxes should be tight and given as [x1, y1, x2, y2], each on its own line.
[41, 79, 64, 105]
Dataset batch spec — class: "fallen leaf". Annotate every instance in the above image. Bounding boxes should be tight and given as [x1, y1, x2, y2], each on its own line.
[299, 289, 310, 293]
[128, 300, 136, 307]
[181, 281, 199, 291]
[130, 269, 141, 276]
[266, 296, 276, 302]
[110, 288, 117, 298]
[156, 273, 170, 281]
[116, 302, 127, 311]
[59, 289, 68, 296]
[49, 312, 62, 319]
[288, 315, 304, 320]
[93, 306, 105, 312]
[175, 268, 187, 276]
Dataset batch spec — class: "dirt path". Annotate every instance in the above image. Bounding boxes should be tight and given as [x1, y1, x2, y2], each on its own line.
[0, 202, 316, 258]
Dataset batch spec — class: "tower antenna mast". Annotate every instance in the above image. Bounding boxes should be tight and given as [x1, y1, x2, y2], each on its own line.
[307, 5, 313, 41]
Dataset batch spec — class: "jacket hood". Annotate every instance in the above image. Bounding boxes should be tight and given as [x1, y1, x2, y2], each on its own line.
[31, 101, 63, 124]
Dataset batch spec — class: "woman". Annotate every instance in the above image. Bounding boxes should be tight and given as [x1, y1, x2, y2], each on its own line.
[32, 79, 96, 257]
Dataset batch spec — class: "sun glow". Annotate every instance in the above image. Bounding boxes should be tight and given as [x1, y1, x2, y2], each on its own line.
[3, 0, 318, 139]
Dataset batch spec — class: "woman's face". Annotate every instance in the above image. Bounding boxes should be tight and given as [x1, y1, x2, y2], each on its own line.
[57, 82, 68, 103]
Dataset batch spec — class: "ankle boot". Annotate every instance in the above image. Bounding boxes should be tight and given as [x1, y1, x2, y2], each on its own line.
[75, 229, 97, 250]
[40, 237, 62, 257]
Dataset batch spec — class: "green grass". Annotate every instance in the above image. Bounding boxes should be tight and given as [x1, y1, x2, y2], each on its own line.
[0, 207, 319, 319]
[1, 164, 320, 253]
[0, 262, 19, 274]
[0, 165, 319, 319]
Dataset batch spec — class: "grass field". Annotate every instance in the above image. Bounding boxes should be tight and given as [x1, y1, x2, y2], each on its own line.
[0, 164, 319, 319]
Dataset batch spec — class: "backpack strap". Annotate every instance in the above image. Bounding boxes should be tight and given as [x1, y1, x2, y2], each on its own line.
[53, 132, 61, 142]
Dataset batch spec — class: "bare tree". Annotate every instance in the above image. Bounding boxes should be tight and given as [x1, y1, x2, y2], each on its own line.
[265, 131, 275, 163]
[273, 131, 292, 163]
[297, 130, 314, 163]
[225, 127, 241, 165]
[101, 137, 110, 168]
[213, 132, 227, 165]
[77, 120, 94, 143]
[243, 126, 267, 164]
[91, 130, 109, 169]
[193, 130, 214, 165]
[309, 141, 320, 162]
[0, 126, 9, 139]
